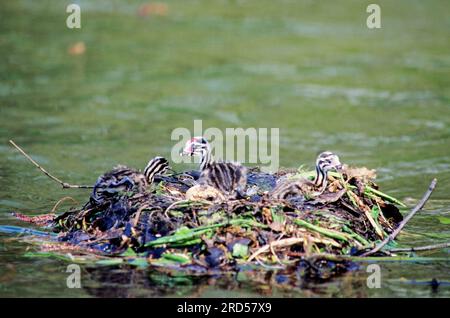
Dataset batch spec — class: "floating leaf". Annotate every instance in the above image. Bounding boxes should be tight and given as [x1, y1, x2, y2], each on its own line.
[437, 216, 450, 225]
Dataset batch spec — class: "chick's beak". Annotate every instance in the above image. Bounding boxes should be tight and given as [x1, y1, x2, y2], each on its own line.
[181, 146, 193, 156]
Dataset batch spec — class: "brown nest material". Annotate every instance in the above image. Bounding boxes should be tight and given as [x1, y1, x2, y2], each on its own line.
[15, 166, 412, 278]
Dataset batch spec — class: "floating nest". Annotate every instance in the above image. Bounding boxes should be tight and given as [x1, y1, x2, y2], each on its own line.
[12, 162, 419, 280]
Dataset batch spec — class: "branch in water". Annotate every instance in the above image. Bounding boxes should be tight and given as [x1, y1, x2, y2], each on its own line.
[388, 242, 450, 253]
[361, 178, 437, 257]
[9, 140, 93, 189]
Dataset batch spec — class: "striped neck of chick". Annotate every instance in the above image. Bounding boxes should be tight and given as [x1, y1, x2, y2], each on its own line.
[270, 151, 342, 200]
[312, 151, 342, 192]
[143, 156, 170, 185]
[199, 147, 212, 170]
[182, 136, 213, 171]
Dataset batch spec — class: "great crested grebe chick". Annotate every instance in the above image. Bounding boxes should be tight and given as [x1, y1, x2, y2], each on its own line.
[271, 151, 343, 200]
[90, 156, 170, 205]
[181, 136, 247, 200]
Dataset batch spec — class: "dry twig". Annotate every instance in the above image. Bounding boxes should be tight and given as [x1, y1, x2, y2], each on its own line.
[362, 178, 437, 256]
[388, 242, 450, 253]
[9, 140, 93, 189]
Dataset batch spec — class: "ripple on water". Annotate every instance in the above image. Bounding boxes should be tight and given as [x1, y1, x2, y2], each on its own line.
[0, 199, 28, 210]
[408, 119, 447, 130]
[377, 159, 450, 181]
[241, 63, 297, 77]
[307, 131, 416, 148]
[292, 84, 436, 106]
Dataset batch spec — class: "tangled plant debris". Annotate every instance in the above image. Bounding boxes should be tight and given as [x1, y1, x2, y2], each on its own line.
[6, 141, 444, 280]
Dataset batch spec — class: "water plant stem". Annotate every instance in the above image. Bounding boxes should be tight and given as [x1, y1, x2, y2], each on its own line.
[144, 218, 267, 247]
[365, 186, 406, 207]
[293, 219, 351, 242]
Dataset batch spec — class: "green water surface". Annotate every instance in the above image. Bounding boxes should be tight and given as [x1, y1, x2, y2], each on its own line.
[0, 0, 449, 297]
